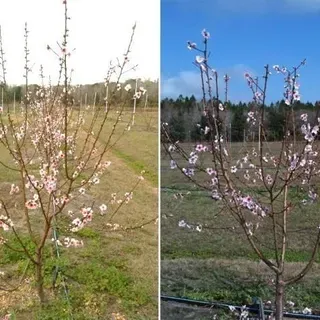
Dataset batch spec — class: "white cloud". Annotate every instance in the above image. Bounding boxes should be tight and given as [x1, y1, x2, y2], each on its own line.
[161, 71, 200, 98]
[161, 64, 257, 102]
[284, 0, 320, 10]
[0, 0, 159, 85]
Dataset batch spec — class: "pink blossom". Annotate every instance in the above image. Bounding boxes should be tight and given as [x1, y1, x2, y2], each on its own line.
[99, 204, 107, 213]
[195, 56, 205, 64]
[25, 200, 38, 210]
[201, 29, 210, 39]
[187, 41, 197, 50]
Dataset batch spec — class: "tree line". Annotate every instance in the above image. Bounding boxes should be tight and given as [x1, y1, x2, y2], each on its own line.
[0, 79, 159, 108]
[161, 95, 320, 142]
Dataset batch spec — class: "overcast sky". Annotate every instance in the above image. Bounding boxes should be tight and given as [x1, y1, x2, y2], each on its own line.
[0, 0, 159, 85]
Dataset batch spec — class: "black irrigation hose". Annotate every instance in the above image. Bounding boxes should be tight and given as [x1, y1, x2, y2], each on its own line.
[161, 295, 320, 319]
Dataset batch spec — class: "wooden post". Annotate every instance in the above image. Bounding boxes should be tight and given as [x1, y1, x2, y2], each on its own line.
[144, 93, 148, 111]
[132, 78, 138, 126]
[13, 91, 16, 114]
[80, 85, 82, 111]
[93, 92, 97, 115]
[105, 85, 109, 113]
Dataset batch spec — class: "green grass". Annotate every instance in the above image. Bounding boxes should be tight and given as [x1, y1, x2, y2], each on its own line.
[162, 258, 320, 306]
[0, 110, 158, 320]
[103, 110, 158, 186]
[161, 141, 320, 311]
[112, 148, 157, 186]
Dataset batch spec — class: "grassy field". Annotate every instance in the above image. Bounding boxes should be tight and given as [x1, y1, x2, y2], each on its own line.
[161, 141, 320, 319]
[100, 108, 158, 186]
[161, 300, 219, 320]
[0, 108, 158, 320]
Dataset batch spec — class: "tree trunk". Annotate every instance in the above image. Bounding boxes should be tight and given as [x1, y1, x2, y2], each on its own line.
[35, 250, 46, 304]
[275, 275, 285, 320]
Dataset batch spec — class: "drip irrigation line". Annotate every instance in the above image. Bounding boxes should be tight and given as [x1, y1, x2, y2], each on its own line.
[161, 295, 320, 319]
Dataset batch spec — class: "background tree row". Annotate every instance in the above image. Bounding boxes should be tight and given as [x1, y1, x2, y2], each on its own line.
[161, 95, 320, 142]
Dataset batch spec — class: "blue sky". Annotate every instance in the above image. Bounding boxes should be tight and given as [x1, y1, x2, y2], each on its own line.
[161, 0, 320, 103]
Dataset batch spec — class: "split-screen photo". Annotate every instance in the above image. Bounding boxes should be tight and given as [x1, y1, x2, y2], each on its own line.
[0, 0, 320, 319]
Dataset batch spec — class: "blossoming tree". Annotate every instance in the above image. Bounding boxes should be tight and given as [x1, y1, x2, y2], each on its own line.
[0, 0, 147, 304]
[162, 29, 320, 320]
